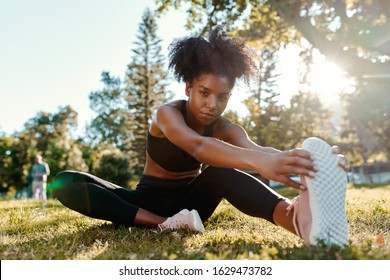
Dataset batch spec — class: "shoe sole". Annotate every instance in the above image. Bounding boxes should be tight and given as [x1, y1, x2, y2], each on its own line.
[190, 209, 205, 232]
[302, 137, 348, 246]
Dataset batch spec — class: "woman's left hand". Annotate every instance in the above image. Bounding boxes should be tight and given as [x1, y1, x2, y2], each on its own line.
[331, 146, 349, 172]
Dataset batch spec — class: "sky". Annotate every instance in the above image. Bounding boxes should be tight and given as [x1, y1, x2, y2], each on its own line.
[1, 0, 346, 137]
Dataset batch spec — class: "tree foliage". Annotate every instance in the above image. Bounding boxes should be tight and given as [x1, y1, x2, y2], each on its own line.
[239, 48, 283, 146]
[157, 0, 390, 77]
[88, 71, 132, 149]
[342, 79, 390, 163]
[0, 136, 25, 194]
[93, 147, 132, 188]
[268, 0, 390, 78]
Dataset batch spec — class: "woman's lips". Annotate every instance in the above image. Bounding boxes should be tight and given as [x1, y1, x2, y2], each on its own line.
[201, 112, 214, 119]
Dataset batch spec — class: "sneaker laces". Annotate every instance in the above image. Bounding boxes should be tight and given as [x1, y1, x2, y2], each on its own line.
[286, 196, 302, 239]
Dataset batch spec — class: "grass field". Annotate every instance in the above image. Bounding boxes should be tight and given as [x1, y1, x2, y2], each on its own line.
[0, 184, 389, 260]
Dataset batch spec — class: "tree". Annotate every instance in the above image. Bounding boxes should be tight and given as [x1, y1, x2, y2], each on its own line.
[88, 71, 132, 149]
[241, 93, 332, 151]
[0, 135, 24, 195]
[125, 8, 171, 175]
[341, 79, 390, 163]
[93, 146, 132, 188]
[280, 92, 333, 149]
[240, 48, 283, 146]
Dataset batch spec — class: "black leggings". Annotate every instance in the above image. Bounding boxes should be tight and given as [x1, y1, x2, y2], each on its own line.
[52, 167, 285, 227]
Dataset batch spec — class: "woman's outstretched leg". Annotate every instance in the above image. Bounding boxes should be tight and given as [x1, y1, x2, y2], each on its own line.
[181, 167, 286, 223]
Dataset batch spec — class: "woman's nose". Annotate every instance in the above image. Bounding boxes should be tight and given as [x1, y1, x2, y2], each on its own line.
[206, 96, 217, 109]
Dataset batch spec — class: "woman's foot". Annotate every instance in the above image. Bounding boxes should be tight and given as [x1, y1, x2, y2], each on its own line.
[288, 137, 348, 246]
[158, 209, 205, 232]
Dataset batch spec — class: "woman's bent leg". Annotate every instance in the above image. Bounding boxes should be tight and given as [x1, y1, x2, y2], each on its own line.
[52, 171, 139, 226]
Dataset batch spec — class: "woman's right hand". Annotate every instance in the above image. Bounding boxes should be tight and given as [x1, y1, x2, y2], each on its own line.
[258, 149, 317, 190]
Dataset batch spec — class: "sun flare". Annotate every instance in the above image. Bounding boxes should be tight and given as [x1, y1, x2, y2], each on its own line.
[307, 61, 353, 104]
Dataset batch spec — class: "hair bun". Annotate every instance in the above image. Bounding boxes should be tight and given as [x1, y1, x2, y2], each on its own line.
[208, 23, 228, 42]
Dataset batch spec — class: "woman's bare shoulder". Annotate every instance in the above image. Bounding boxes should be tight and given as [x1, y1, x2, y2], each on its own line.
[214, 116, 236, 131]
[151, 100, 186, 137]
[159, 100, 185, 111]
[213, 117, 247, 142]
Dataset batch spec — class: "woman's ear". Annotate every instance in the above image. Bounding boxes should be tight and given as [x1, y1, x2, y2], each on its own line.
[185, 82, 191, 97]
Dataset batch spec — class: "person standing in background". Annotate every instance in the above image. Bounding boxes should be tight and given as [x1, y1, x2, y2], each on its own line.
[31, 155, 50, 200]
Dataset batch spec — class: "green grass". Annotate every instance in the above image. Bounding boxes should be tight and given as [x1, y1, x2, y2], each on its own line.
[0, 184, 389, 260]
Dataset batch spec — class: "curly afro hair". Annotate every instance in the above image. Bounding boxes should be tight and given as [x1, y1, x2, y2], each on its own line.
[168, 25, 258, 88]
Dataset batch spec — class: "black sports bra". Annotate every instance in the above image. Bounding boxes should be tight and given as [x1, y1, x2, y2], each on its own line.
[146, 100, 215, 172]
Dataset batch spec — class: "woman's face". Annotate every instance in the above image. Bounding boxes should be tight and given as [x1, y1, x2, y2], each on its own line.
[185, 73, 232, 126]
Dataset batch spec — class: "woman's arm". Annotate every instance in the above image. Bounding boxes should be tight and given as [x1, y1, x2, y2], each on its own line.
[155, 105, 316, 189]
[215, 120, 280, 153]
[218, 120, 349, 179]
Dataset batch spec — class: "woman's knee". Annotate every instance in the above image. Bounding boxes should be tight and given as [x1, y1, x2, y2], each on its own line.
[51, 171, 92, 211]
[51, 170, 77, 197]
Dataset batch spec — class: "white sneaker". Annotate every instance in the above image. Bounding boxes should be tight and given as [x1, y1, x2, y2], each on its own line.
[158, 209, 205, 232]
[287, 137, 348, 247]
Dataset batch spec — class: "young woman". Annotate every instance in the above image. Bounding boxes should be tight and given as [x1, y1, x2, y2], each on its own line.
[53, 26, 349, 246]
